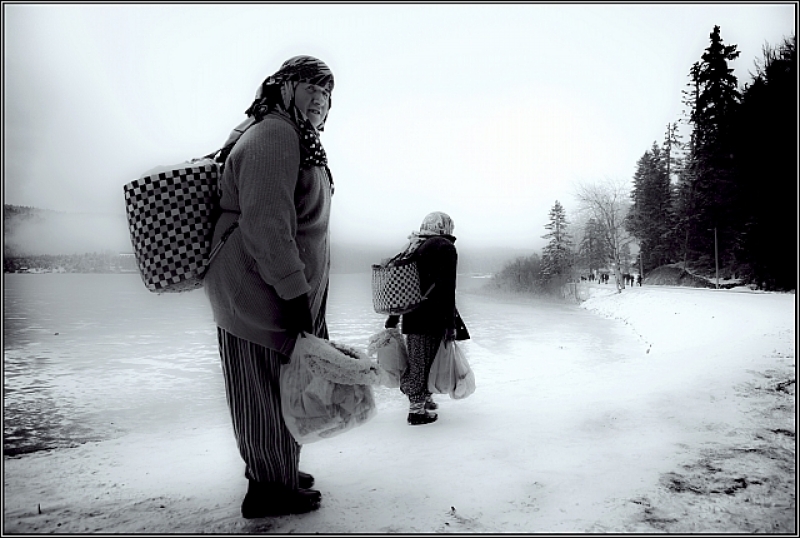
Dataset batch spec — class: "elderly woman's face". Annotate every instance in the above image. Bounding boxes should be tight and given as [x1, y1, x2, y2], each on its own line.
[294, 82, 330, 129]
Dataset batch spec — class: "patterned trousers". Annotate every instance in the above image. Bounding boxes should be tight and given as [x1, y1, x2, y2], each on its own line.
[217, 328, 300, 488]
[400, 333, 441, 405]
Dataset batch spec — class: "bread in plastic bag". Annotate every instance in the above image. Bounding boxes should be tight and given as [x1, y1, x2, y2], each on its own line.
[366, 328, 408, 388]
[280, 334, 385, 444]
[427, 339, 476, 400]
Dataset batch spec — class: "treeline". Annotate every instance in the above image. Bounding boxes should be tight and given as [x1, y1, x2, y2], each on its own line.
[488, 201, 577, 295]
[4, 204, 42, 219]
[493, 26, 796, 294]
[627, 27, 796, 291]
[3, 204, 63, 228]
[4, 251, 138, 274]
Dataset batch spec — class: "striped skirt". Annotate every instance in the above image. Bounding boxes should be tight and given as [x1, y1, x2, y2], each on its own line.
[217, 328, 300, 488]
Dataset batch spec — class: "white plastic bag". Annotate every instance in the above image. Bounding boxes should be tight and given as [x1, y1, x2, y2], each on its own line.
[450, 342, 476, 399]
[427, 340, 476, 400]
[280, 334, 380, 444]
[366, 328, 408, 388]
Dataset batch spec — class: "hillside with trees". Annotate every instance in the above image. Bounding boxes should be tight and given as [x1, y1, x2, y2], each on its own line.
[492, 26, 796, 295]
[635, 27, 796, 290]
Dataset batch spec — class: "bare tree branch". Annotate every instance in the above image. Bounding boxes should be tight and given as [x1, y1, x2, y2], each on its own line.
[573, 177, 633, 292]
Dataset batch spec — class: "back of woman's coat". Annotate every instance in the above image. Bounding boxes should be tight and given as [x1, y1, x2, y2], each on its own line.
[397, 235, 469, 340]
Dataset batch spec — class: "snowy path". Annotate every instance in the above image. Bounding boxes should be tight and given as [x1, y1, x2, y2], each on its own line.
[3, 284, 795, 533]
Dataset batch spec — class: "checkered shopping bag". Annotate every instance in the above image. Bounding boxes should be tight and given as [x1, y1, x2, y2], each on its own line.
[371, 257, 433, 315]
[123, 158, 235, 293]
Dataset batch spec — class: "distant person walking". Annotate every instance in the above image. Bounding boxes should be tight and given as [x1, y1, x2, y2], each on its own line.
[203, 55, 335, 518]
[385, 212, 470, 425]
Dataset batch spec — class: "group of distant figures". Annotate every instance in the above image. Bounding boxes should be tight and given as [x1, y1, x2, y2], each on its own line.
[580, 273, 642, 286]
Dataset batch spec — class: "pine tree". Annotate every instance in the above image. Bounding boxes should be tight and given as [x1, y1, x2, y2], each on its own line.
[733, 34, 797, 289]
[675, 62, 702, 272]
[680, 61, 702, 153]
[678, 26, 742, 273]
[541, 200, 573, 280]
[696, 26, 741, 151]
[674, 152, 699, 273]
[661, 123, 682, 262]
[626, 143, 672, 272]
[691, 25, 741, 271]
[662, 122, 682, 186]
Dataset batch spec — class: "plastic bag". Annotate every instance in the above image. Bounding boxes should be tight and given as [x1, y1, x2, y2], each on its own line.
[450, 342, 476, 399]
[280, 334, 380, 444]
[366, 328, 408, 388]
[427, 340, 476, 400]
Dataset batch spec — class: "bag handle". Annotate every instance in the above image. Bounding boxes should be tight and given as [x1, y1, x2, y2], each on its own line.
[203, 221, 239, 275]
[378, 246, 437, 297]
[422, 282, 435, 298]
[197, 136, 243, 276]
[203, 117, 257, 166]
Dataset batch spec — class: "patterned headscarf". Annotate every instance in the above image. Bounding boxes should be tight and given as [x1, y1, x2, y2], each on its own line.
[246, 55, 334, 130]
[218, 55, 334, 171]
[396, 212, 456, 260]
[419, 211, 455, 236]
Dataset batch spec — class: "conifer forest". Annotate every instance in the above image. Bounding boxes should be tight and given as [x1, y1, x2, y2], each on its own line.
[497, 26, 797, 293]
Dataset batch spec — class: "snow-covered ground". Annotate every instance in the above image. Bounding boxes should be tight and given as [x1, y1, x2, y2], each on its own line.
[3, 283, 795, 533]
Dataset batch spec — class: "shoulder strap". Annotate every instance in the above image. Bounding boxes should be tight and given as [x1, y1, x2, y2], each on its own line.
[204, 117, 258, 170]
[202, 221, 239, 277]
[197, 120, 255, 275]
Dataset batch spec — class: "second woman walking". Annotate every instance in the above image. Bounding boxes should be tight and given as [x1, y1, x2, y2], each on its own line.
[385, 211, 470, 425]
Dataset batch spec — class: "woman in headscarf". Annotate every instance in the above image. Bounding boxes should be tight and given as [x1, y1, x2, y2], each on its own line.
[385, 212, 470, 425]
[203, 55, 334, 518]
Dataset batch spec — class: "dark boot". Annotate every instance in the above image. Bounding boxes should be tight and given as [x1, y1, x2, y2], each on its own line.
[407, 411, 438, 425]
[241, 480, 321, 519]
[299, 471, 315, 489]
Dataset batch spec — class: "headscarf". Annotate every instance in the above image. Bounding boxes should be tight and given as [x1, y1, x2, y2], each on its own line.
[396, 212, 456, 260]
[217, 55, 334, 171]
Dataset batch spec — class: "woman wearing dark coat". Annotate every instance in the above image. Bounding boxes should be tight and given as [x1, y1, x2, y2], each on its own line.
[385, 212, 470, 425]
[204, 55, 335, 518]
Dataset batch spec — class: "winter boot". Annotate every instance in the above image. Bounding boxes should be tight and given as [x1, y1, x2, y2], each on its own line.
[299, 471, 315, 489]
[408, 401, 437, 425]
[408, 411, 438, 425]
[424, 395, 438, 410]
[241, 480, 321, 519]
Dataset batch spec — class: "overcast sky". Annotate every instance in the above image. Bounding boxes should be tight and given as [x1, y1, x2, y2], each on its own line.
[3, 3, 796, 252]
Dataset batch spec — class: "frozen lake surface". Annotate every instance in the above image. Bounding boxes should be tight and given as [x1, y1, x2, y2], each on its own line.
[3, 272, 635, 456]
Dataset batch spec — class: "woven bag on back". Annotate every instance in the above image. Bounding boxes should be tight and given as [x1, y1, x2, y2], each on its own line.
[371, 257, 433, 315]
[123, 158, 235, 293]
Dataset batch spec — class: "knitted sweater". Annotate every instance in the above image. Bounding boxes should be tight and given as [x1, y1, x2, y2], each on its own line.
[204, 112, 332, 356]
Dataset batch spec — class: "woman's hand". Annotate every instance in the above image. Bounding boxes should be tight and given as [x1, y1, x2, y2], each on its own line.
[385, 316, 400, 329]
[284, 294, 314, 336]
